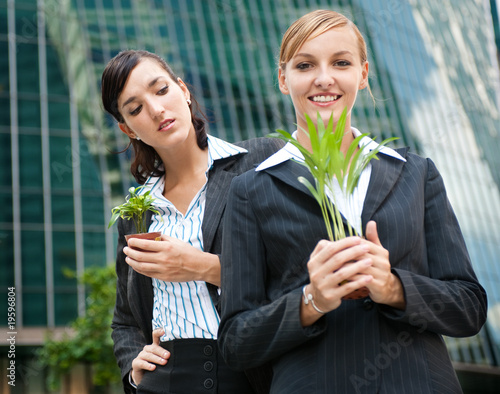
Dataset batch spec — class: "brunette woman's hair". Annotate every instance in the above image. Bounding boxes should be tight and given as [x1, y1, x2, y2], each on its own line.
[101, 50, 208, 184]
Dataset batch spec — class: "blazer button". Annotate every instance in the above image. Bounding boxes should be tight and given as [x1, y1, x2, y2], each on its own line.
[363, 299, 374, 311]
[204, 378, 214, 389]
[204, 361, 214, 372]
[203, 345, 213, 356]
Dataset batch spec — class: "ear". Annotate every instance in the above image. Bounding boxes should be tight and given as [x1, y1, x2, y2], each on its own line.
[119, 123, 136, 139]
[177, 77, 191, 102]
[278, 68, 290, 95]
[359, 61, 369, 90]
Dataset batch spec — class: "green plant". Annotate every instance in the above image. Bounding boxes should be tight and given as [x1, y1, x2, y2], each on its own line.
[108, 185, 161, 233]
[37, 265, 121, 391]
[272, 108, 397, 241]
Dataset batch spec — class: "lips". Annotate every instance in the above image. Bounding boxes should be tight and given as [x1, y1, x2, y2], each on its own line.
[158, 119, 174, 131]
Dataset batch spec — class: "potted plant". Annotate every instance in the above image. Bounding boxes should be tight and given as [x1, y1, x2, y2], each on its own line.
[272, 107, 397, 299]
[108, 186, 162, 243]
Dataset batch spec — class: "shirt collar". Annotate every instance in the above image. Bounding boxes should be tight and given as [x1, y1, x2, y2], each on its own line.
[206, 134, 248, 165]
[256, 127, 405, 172]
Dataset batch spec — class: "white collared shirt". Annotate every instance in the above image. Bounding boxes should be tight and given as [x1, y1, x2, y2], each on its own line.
[256, 127, 406, 235]
[144, 135, 247, 341]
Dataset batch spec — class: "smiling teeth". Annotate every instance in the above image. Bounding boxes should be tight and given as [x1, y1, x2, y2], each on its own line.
[312, 95, 339, 102]
[160, 120, 173, 129]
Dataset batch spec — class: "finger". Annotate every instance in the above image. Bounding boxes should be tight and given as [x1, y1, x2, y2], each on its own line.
[320, 242, 370, 274]
[337, 274, 373, 298]
[124, 257, 158, 278]
[140, 348, 170, 364]
[141, 343, 170, 363]
[132, 357, 158, 372]
[309, 237, 363, 268]
[329, 258, 372, 285]
[365, 221, 382, 247]
[152, 328, 164, 345]
[126, 238, 159, 253]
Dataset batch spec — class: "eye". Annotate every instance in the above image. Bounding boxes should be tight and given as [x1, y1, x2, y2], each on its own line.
[334, 60, 351, 67]
[129, 105, 142, 116]
[296, 62, 312, 70]
[157, 85, 169, 95]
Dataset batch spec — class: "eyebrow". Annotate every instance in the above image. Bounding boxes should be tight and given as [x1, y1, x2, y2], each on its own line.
[294, 50, 353, 59]
[121, 76, 163, 108]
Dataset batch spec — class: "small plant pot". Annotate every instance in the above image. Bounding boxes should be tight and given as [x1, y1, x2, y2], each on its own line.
[341, 284, 369, 300]
[125, 231, 162, 251]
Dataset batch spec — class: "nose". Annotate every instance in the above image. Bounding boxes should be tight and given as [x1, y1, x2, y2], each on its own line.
[147, 97, 165, 118]
[314, 66, 334, 88]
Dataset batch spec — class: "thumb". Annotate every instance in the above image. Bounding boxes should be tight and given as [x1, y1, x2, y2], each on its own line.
[365, 221, 382, 246]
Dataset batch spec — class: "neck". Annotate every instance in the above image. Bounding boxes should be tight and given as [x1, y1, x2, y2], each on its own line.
[158, 131, 208, 187]
[297, 120, 354, 155]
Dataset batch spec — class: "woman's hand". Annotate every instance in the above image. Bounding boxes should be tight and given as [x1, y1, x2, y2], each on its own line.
[123, 235, 221, 286]
[130, 329, 170, 387]
[361, 221, 406, 310]
[300, 236, 373, 326]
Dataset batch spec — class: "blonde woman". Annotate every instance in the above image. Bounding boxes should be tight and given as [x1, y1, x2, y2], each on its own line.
[218, 10, 486, 393]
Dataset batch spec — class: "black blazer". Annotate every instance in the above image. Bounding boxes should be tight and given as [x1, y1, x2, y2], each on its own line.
[219, 148, 487, 393]
[111, 137, 283, 393]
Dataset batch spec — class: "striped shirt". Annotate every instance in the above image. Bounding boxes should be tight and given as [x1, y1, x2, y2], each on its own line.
[256, 127, 405, 235]
[144, 135, 247, 341]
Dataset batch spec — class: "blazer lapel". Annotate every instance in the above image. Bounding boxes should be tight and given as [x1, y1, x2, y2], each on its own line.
[361, 147, 409, 227]
[264, 160, 316, 198]
[202, 155, 244, 253]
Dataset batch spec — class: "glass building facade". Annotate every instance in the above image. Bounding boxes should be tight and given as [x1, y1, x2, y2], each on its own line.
[1, 0, 499, 391]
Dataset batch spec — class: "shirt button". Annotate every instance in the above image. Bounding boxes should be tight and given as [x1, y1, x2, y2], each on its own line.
[204, 378, 214, 389]
[204, 361, 213, 372]
[363, 299, 374, 311]
[203, 345, 213, 356]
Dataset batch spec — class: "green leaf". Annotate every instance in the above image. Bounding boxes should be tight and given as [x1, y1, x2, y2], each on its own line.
[272, 107, 398, 240]
[107, 185, 162, 233]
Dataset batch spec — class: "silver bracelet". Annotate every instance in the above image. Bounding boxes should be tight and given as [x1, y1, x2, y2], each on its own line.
[302, 285, 327, 314]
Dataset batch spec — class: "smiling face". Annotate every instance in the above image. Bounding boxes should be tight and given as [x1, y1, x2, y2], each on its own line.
[117, 58, 194, 153]
[279, 25, 369, 138]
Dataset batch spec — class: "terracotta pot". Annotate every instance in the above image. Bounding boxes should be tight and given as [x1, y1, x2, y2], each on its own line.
[341, 284, 370, 300]
[125, 231, 162, 251]
[125, 231, 162, 242]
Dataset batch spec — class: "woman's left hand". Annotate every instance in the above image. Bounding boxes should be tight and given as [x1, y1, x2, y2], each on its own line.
[123, 235, 221, 286]
[361, 221, 406, 310]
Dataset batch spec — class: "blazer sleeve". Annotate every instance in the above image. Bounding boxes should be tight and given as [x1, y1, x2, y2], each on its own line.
[379, 157, 487, 337]
[218, 172, 326, 370]
[111, 218, 148, 393]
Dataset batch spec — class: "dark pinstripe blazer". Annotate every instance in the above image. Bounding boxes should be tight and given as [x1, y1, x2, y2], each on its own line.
[111, 137, 284, 393]
[219, 147, 487, 394]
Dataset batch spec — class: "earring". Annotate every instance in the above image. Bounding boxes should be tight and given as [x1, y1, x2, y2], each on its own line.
[135, 136, 140, 141]
[186, 98, 192, 105]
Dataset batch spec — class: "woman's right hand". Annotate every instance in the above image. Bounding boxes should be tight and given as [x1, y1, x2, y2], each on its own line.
[300, 237, 373, 326]
[130, 328, 170, 386]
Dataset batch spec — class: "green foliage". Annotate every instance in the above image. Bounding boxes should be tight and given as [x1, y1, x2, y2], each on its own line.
[37, 265, 121, 391]
[271, 108, 397, 241]
[108, 186, 161, 233]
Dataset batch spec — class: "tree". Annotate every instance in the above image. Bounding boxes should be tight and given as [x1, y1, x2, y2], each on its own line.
[37, 264, 121, 391]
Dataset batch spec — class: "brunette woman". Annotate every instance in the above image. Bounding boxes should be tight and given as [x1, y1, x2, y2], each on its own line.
[101, 50, 282, 394]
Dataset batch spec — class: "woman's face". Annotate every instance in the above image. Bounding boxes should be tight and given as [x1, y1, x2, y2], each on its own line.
[117, 58, 194, 152]
[279, 26, 369, 133]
